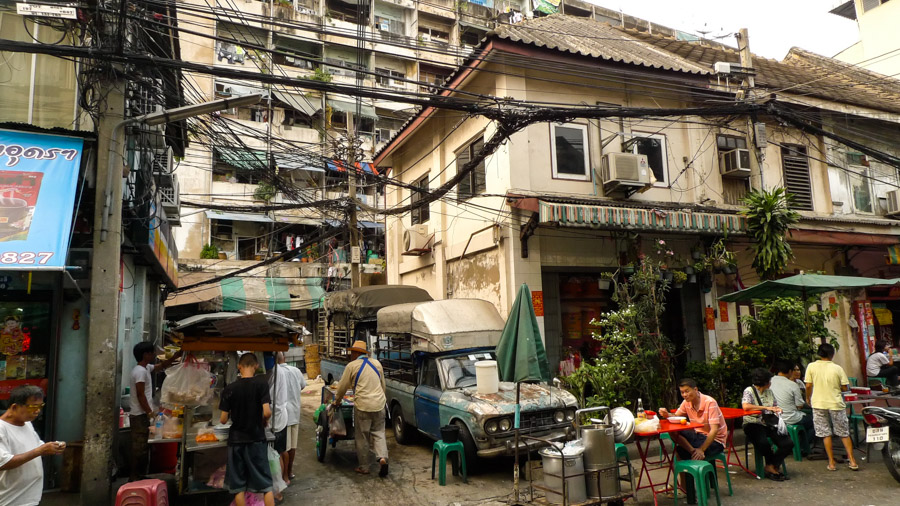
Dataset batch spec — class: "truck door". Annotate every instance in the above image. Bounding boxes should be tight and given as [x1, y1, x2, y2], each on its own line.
[414, 358, 442, 438]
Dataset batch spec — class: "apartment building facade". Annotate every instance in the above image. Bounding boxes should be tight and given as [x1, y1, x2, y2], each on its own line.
[832, 0, 900, 77]
[374, 14, 900, 379]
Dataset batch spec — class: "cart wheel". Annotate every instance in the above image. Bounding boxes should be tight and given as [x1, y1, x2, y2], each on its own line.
[316, 411, 329, 463]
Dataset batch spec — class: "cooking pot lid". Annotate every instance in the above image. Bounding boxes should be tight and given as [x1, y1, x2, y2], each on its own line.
[609, 407, 634, 443]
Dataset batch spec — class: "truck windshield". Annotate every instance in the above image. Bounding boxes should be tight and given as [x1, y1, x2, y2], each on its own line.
[441, 353, 495, 389]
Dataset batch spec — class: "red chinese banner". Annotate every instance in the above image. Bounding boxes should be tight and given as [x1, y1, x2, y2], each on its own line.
[718, 301, 729, 323]
[532, 291, 544, 317]
[705, 307, 716, 330]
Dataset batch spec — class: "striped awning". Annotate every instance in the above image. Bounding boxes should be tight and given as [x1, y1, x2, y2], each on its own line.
[166, 276, 325, 310]
[326, 160, 381, 176]
[539, 202, 748, 235]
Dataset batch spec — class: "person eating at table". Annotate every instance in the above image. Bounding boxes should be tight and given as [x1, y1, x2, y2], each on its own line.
[742, 368, 794, 481]
[866, 339, 899, 388]
[660, 378, 728, 460]
[771, 360, 815, 450]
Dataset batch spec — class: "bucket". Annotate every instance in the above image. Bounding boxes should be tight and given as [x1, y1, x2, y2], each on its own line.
[582, 424, 620, 499]
[539, 447, 587, 505]
[440, 425, 460, 443]
[474, 360, 499, 394]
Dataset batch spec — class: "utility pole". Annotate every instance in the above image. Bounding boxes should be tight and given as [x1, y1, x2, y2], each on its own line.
[348, 132, 360, 289]
[737, 28, 765, 189]
[82, 83, 125, 503]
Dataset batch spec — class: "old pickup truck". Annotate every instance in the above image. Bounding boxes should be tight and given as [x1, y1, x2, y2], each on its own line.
[375, 299, 577, 467]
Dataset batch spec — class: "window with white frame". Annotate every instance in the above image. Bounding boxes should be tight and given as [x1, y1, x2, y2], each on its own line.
[550, 123, 590, 180]
[630, 133, 669, 186]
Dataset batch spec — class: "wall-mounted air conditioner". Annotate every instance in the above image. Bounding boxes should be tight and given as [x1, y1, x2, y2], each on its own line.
[599, 152, 650, 193]
[403, 224, 432, 252]
[886, 189, 900, 216]
[719, 148, 751, 178]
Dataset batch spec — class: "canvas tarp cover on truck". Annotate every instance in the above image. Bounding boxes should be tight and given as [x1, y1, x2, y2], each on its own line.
[324, 285, 433, 320]
[376, 299, 505, 352]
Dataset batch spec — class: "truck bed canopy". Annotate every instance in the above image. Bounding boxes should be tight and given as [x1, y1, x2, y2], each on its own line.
[377, 299, 504, 352]
[324, 285, 433, 320]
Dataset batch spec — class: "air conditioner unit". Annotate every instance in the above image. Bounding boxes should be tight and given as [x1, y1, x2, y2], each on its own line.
[886, 189, 900, 216]
[599, 153, 650, 193]
[151, 147, 174, 175]
[403, 224, 432, 252]
[719, 148, 751, 177]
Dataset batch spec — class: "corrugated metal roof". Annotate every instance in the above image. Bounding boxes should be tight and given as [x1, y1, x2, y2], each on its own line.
[490, 15, 710, 75]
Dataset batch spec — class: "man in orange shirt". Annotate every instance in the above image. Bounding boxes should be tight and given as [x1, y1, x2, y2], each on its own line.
[660, 378, 727, 460]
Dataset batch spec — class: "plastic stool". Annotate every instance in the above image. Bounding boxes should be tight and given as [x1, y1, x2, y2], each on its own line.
[747, 438, 788, 478]
[672, 459, 721, 506]
[848, 377, 858, 387]
[615, 443, 633, 480]
[868, 376, 888, 389]
[786, 424, 809, 461]
[431, 440, 467, 486]
[659, 432, 675, 460]
[707, 452, 732, 496]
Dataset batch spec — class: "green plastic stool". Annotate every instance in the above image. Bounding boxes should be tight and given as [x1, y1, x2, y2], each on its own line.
[672, 459, 721, 506]
[747, 438, 788, 478]
[615, 443, 633, 480]
[707, 452, 732, 496]
[848, 377, 858, 387]
[786, 424, 809, 461]
[868, 376, 888, 389]
[659, 432, 675, 460]
[431, 440, 467, 486]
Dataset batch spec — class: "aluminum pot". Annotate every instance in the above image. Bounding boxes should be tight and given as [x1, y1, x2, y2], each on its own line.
[539, 446, 587, 505]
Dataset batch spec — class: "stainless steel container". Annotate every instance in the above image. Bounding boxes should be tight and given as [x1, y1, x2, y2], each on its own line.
[582, 424, 620, 500]
[539, 446, 587, 505]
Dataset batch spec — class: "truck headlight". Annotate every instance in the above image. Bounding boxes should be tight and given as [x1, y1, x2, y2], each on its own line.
[499, 417, 512, 432]
[554, 410, 565, 423]
[485, 419, 499, 434]
[565, 408, 575, 421]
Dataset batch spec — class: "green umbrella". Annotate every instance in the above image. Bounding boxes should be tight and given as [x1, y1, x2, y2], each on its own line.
[496, 283, 551, 383]
[718, 273, 897, 302]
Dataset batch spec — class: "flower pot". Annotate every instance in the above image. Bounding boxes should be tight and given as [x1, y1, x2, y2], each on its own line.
[684, 266, 694, 275]
[663, 271, 674, 282]
[218, 253, 227, 260]
[598, 279, 611, 291]
[674, 282, 684, 289]
[623, 267, 635, 275]
[687, 274, 697, 284]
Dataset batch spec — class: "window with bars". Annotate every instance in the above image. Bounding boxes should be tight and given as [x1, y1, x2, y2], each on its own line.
[374, 67, 406, 88]
[781, 145, 814, 211]
[456, 136, 486, 201]
[411, 175, 430, 225]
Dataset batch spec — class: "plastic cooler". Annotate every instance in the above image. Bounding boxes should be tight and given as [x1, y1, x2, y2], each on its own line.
[115, 479, 168, 506]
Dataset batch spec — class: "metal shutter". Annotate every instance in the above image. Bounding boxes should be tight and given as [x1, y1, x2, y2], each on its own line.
[781, 145, 814, 211]
[456, 144, 471, 201]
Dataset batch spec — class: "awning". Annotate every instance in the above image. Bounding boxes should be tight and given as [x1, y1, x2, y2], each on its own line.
[360, 221, 384, 229]
[205, 210, 274, 223]
[538, 201, 748, 235]
[220, 277, 325, 311]
[215, 147, 268, 171]
[326, 160, 381, 175]
[327, 99, 377, 118]
[274, 153, 325, 172]
[218, 81, 269, 100]
[273, 90, 320, 117]
[165, 272, 222, 307]
[274, 215, 322, 226]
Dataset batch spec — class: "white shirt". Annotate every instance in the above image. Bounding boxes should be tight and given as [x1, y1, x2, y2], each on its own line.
[129, 364, 155, 415]
[867, 352, 890, 377]
[282, 364, 307, 426]
[0, 420, 44, 506]
[269, 364, 289, 432]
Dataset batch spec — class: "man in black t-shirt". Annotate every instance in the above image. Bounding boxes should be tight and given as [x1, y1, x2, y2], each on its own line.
[220, 353, 275, 506]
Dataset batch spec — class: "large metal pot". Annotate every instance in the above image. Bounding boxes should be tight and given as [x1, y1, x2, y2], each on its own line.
[539, 446, 587, 505]
[581, 424, 620, 500]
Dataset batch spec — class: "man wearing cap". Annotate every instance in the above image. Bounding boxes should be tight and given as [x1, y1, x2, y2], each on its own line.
[333, 340, 388, 477]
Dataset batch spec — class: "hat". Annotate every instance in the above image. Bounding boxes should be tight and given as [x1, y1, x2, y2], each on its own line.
[348, 340, 368, 354]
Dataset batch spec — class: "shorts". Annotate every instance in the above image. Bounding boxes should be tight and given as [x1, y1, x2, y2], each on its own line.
[812, 408, 850, 438]
[226, 442, 273, 494]
[274, 428, 288, 454]
[286, 424, 300, 450]
[673, 429, 724, 461]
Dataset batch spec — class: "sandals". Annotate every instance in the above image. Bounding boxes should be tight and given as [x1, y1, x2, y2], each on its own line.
[827, 464, 838, 471]
[354, 467, 370, 475]
[848, 463, 860, 471]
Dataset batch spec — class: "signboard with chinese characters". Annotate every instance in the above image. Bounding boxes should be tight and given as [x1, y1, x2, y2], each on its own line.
[532, 291, 544, 317]
[0, 130, 82, 270]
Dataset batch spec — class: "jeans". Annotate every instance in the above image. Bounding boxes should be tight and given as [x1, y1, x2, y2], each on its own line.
[744, 422, 794, 469]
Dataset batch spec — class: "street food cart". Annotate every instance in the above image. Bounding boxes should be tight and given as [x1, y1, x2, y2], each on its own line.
[159, 310, 302, 496]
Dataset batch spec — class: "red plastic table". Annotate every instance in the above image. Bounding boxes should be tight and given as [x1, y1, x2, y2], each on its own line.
[719, 407, 761, 478]
[633, 419, 704, 506]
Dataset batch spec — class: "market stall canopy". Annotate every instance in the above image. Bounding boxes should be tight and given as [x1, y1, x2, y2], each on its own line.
[324, 285, 432, 320]
[166, 276, 324, 310]
[165, 272, 221, 307]
[496, 283, 550, 383]
[172, 311, 304, 351]
[377, 299, 505, 352]
[718, 273, 899, 302]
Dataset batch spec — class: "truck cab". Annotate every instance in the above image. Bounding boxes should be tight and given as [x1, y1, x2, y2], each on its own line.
[376, 299, 577, 466]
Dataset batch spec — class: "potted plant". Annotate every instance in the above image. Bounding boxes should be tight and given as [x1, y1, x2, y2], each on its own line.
[672, 270, 687, 288]
[622, 263, 635, 275]
[598, 273, 613, 291]
[200, 243, 219, 259]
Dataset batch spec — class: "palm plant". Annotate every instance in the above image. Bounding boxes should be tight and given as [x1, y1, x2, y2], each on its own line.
[741, 187, 801, 280]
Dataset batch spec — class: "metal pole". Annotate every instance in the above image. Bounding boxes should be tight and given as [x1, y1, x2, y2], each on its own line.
[513, 381, 520, 502]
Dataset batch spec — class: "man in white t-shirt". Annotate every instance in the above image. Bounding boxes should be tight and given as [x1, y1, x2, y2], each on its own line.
[0, 385, 65, 506]
[129, 341, 181, 481]
[279, 353, 307, 483]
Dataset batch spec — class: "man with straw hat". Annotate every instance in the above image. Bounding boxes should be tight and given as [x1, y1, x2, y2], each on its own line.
[333, 340, 388, 476]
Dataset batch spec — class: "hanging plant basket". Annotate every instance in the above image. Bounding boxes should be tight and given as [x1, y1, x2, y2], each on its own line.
[684, 266, 694, 275]
[662, 271, 674, 282]
[598, 279, 612, 291]
[623, 266, 635, 275]
[688, 274, 697, 284]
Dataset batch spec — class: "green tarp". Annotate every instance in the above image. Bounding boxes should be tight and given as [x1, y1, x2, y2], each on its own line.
[496, 283, 550, 383]
[718, 273, 898, 302]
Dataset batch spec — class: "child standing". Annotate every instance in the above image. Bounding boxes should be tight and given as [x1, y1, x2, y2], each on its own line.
[220, 353, 275, 506]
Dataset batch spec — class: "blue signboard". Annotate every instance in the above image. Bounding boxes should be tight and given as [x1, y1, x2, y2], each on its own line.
[0, 130, 83, 270]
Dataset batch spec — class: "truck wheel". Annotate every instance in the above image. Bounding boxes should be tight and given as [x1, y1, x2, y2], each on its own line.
[391, 404, 415, 445]
[316, 410, 329, 463]
[453, 421, 480, 474]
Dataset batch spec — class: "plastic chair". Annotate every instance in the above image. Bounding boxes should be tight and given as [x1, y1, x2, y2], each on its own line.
[746, 437, 788, 478]
[659, 432, 675, 460]
[868, 376, 888, 389]
[672, 459, 721, 506]
[786, 424, 809, 461]
[431, 440, 467, 486]
[615, 443, 633, 480]
[707, 452, 732, 496]
[848, 377, 858, 387]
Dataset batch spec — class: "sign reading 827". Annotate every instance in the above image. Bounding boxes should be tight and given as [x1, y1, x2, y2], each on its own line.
[0, 252, 53, 265]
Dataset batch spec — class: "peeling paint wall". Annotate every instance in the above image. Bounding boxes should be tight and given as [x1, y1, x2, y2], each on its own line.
[447, 249, 502, 313]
